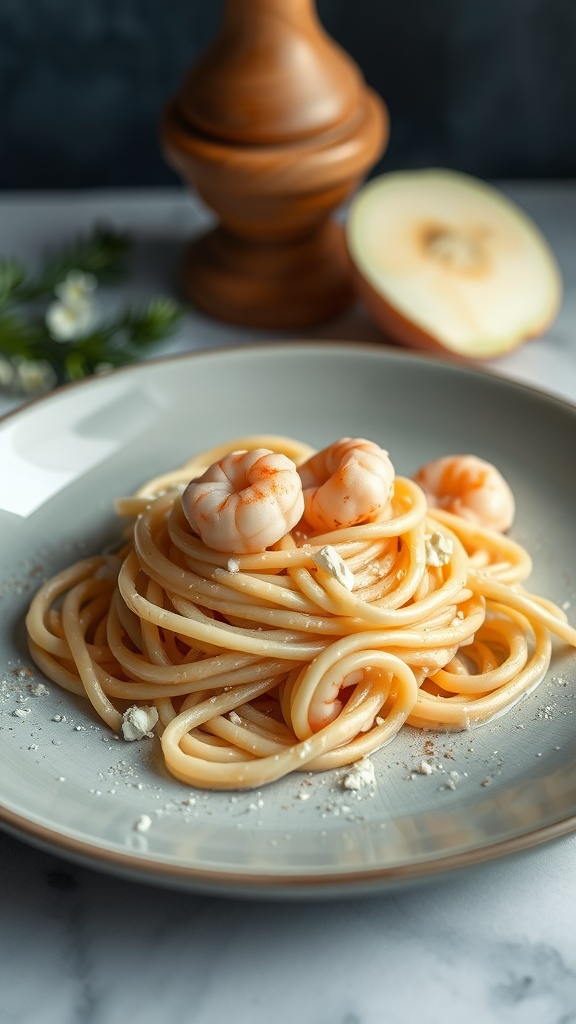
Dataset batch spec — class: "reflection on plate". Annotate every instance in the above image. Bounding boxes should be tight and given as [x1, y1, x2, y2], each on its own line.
[0, 342, 575, 899]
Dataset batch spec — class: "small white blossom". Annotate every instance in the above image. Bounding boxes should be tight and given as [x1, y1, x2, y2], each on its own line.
[46, 298, 96, 341]
[55, 270, 97, 307]
[45, 269, 98, 341]
[13, 357, 57, 395]
[0, 356, 15, 389]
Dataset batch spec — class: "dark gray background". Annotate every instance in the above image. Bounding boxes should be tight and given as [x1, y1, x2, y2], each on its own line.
[0, 0, 575, 190]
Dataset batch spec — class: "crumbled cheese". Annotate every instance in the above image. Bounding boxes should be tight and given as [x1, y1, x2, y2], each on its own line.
[121, 705, 159, 741]
[341, 756, 376, 791]
[228, 710, 243, 725]
[31, 683, 49, 697]
[227, 558, 240, 573]
[415, 759, 434, 776]
[425, 531, 454, 568]
[12, 707, 31, 719]
[313, 545, 355, 590]
[134, 814, 152, 833]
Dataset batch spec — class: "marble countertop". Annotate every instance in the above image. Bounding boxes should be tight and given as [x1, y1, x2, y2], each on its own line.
[1, 185, 576, 1023]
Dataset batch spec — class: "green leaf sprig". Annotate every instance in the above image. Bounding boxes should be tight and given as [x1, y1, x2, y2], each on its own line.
[0, 225, 183, 395]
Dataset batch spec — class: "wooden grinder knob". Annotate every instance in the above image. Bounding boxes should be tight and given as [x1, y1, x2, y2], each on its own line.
[162, 0, 389, 329]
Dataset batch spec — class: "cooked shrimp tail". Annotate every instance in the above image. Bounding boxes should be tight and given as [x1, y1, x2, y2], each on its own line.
[298, 437, 395, 531]
[182, 448, 304, 553]
[414, 454, 515, 532]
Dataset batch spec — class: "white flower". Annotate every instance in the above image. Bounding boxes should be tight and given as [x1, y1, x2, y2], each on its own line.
[46, 297, 96, 341]
[55, 270, 97, 308]
[0, 355, 15, 389]
[45, 269, 98, 342]
[13, 357, 57, 395]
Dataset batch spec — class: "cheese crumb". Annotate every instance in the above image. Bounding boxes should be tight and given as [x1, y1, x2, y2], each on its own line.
[425, 531, 454, 568]
[134, 814, 152, 833]
[341, 756, 376, 791]
[121, 705, 159, 741]
[313, 545, 355, 590]
[227, 559, 240, 573]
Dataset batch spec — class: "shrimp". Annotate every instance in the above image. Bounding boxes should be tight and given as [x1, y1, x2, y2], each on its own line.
[308, 668, 365, 731]
[182, 448, 304, 554]
[297, 438, 395, 532]
[413, 454, 515, 532]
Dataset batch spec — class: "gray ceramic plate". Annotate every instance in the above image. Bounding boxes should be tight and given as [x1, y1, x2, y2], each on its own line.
[1, 342, 575, 899]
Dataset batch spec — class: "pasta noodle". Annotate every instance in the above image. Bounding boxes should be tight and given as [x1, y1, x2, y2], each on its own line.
[25, 434, 576, 791]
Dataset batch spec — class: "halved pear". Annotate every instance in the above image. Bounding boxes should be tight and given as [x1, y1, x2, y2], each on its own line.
[346, 169, 562, 358]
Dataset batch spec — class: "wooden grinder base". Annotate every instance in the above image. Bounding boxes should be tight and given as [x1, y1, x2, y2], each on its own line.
[183, 222, 353, 329]
[162, 0, 389, 329]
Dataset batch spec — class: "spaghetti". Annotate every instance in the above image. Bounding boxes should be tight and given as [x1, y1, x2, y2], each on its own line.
[25, 434, 576, 790]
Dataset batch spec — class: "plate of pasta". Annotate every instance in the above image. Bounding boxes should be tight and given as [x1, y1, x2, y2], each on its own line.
[1, 341, 575, 898]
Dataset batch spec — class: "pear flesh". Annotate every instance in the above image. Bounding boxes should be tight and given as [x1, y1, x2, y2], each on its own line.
[346, 169, 562, 358]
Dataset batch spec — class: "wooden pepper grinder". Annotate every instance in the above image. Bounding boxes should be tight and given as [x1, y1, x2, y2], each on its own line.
[162, 0, 389, 329]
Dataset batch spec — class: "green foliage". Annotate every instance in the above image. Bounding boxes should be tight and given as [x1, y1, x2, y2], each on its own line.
[0, 225, 183, 394]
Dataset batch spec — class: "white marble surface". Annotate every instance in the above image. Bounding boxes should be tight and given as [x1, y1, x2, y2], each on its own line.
[1, 185, 576, 1023]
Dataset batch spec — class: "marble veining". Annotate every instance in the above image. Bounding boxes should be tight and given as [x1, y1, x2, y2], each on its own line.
[490, 944, 576, 1021]
[2, 829, 576, 1023]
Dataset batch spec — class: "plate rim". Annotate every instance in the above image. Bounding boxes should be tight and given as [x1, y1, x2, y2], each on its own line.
[1, 801, 575, 897]
[2, 338, 576, 430]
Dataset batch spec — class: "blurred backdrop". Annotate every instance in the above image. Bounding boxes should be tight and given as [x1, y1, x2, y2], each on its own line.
[0, 0, 574, 190]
